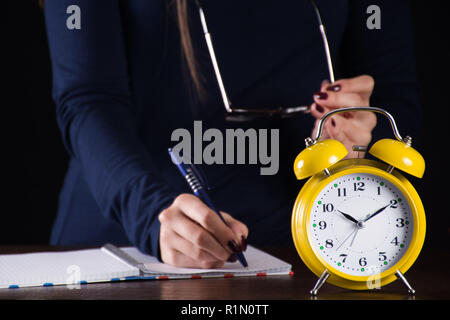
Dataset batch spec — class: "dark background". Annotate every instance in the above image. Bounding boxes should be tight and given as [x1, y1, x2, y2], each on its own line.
[3, 1, 449, 249]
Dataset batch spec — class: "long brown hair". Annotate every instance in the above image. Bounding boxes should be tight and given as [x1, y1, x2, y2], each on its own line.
[174, 0, 205, 100]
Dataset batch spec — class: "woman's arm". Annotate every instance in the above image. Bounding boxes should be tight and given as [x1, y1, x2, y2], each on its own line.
[44, 0, 247, 266]
[44, 0, 178, 257]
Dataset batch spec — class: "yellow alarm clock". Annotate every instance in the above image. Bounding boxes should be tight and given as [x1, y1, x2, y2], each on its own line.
[291, 106, 425, 295]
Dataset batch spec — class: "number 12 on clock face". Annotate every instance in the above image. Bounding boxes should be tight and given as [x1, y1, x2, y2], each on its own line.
[310, 173, 413, 277]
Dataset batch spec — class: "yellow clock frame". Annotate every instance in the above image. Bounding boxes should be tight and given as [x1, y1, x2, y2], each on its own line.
[292, 159, 426, 290]
[291, 107, 426, 294]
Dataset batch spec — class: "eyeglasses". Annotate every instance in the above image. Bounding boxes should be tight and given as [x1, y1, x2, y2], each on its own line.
[194, 0, 335, 122]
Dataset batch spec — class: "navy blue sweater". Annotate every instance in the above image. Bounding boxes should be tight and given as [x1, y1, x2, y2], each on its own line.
[44, 0, 420, 257]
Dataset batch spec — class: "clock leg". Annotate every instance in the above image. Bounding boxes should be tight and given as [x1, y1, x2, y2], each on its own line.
[310, 270, 330, 296]
[395, 270, 416, 295]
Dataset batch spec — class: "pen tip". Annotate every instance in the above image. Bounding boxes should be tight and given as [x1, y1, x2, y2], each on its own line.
[237, 253, 248, 268]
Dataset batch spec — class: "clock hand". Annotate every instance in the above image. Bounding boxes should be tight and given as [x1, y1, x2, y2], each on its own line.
[336, 210, 359, 224]
[336, 227, 358, 251]
[349, 229, 359, 247]
[363, 203, 392, 223]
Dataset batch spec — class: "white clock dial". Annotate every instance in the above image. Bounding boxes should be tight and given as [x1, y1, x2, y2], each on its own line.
[309, 173, 413, 277]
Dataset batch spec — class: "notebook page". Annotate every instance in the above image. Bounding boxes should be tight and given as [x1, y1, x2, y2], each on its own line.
[122, 245, 292, 275]
[0, 248, 139, 288]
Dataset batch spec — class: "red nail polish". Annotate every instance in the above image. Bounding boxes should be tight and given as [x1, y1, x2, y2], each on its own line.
[327, 84, 341, 92]
[331, 119, 336, 127]
[314, 92, 328, 100]
[227, 254, 238, 262]
[316, 104, 324, 113]
[241, 235, 247, 251]
[228, 240, 242, 253]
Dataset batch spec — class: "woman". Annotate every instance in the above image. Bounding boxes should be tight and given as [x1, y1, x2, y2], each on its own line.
[43, 0, 420, 268]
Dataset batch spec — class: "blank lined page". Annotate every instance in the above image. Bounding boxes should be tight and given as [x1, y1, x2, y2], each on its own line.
[122, 245, 292, 276]
[0, 248, 138, 288]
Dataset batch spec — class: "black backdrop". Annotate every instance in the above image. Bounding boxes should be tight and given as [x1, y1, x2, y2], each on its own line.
[3, 1, 449, 249]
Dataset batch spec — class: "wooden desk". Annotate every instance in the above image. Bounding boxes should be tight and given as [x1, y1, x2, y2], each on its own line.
[0, 245, 449, 300]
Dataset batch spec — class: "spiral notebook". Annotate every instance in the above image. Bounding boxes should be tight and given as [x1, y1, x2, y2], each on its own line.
[0, 245, 292, 289]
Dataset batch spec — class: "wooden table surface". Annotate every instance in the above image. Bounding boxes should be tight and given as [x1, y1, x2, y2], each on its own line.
[0, 245, 449, 300]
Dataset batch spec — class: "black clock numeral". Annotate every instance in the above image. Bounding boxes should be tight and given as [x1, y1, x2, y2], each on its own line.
[377, 186, 382, 195]
[391, 236, 399, 246]
[318, 221, 327, 230]
[339, 254, 348, 263]
[359, 257, 367, 267]
[390, 199, 398, 208]
[378, 252, 387, 261]
[322, 203, 334, 212]
[354, 182, 365, 191]
[337, 188, 347, 197]
[325, 239, 334, 248]
[396, 218, 405, 228]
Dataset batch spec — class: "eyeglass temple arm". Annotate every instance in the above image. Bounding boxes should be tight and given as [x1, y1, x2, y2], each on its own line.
[195, 0, 335, 112]
[196, 0, 233, 112]
[310, 0, 335, 83]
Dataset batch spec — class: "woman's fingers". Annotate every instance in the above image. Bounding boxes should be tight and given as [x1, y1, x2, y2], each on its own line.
[159, 225, 225, 268]
[311, 75, 375, 118]
[311, 102, 371, 133]
[160, 206, 232, 261]
[310, 102, 326, 120]
[173, 194, 243, 253]
[309, 75, 377, 158]
[326, 115, 371, 145]
[324, 114, 375, 158]
[158, 194, 248, 269]
[167, 250, 224, 269]
[314, 91, 365, 110]
[221, 212, 249, 250]
[326, 75, 374, 97]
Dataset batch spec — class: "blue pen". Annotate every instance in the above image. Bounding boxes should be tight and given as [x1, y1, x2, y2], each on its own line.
[168, 148, 248, 268]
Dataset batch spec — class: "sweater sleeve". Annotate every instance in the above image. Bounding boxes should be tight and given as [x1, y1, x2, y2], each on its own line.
[341, 0, 421, 146]
[44, 0, 178, 257]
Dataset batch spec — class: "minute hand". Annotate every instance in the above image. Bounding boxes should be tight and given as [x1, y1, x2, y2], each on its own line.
[363, 203, 392, 222]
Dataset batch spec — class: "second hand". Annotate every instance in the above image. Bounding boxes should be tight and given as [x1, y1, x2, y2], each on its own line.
[336, 228, 358, 251]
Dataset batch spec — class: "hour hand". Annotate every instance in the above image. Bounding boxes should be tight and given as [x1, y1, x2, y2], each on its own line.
[336, 210, 359, 224]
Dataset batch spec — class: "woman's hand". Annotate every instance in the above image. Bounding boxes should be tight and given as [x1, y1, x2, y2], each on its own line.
[158, 194, 248, 268]
[310, 75, 377, 158]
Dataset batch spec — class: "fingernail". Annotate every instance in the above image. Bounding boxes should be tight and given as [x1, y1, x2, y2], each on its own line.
[228, 240, 242, 253]
[315, 104, 324, 113]
[331, 119, 336, 127]
[241, 235, 247, 251]
[327, 84, 341, 92]
[227, 253, 238, 262]
[314, 92, 328, 100]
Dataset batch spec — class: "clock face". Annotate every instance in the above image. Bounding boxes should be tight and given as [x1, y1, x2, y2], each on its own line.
[309, 172, 414, 277]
